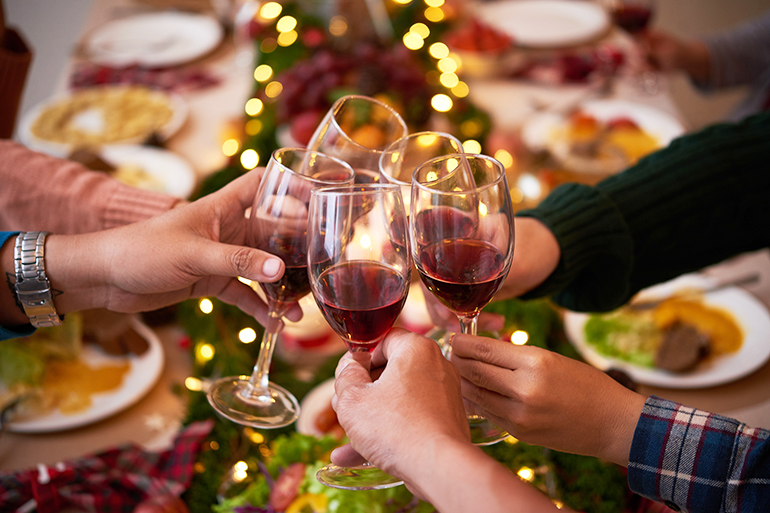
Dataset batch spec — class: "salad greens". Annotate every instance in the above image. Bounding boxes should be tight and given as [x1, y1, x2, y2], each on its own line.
[584, 312, 660, 367]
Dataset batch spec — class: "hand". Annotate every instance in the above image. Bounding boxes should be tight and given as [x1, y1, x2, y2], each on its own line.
[451, 333, 646, 466]
[639, 30, 711, 81]
[330, 328, 470, 486]
[495, 217, 560, 300]
[45, 168, 302, 326]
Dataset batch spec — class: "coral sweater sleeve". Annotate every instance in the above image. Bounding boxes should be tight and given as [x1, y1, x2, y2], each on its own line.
[0, 140, 181, 234]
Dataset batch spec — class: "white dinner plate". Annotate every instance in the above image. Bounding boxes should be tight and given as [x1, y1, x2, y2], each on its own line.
[475, 0, 610, 49]
[100, 144, 197, 199]
[296, 378, 336, 438]
[18, 85, 188, 158]
[83, 12, 224, 68]
[563, 274, 770, 389]
[521, 98, 686, 173]
[5, 318, 165, 433]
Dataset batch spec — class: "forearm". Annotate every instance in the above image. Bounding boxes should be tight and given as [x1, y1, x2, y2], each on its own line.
[519, 112, 770, 312]
[404, 436, 560, 512]
[0, 141, 180, 234]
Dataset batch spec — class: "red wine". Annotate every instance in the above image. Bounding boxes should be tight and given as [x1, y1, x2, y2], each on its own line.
[418, 239, 506, 316]
[612, 5, 652, 34]
[411, 207, 475, 246]
[256, 235, 310, 307]
[315, 261, 408, 351]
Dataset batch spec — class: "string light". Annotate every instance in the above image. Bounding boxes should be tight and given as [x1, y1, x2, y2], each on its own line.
[241, 149, 260, 169]
[403, 32, 424, 50]
[265, 81, 283, 98]
[254, 64, 273, 82]
[431, 93, 453, 112]
[245, 98, 264, 116]
[196, 342, 215, 363]
[198, 298, 213, 314]
[233, 461, 249, 482]
[451, 81, 470, 98]
[429, 42, 449, 59]
[245, 119, 263, 136]
[439, 72, 459, 88]
[277, 30, 298, 46]
[329, 16, 348, 36]
[410, 23, 430, 39]
[462, 139, 481, 153]
[425, 0, 444, 6]
[517, 467, 535, 482]
[185, 376, 203, 391]
[222, 139, 239, 157]
[510, 330, 529, 345]
[276, 15, 297, 32]
[259, 2, 282, 20]
[494, 149, 514, 169]
[437, 57, 458, 73]
[424, 7, 444, 22]
[239, 327, 257, 343]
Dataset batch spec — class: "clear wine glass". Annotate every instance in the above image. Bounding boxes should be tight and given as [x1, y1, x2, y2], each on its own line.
[410, 154, 515, 445]
[207, 148, 355, 428]
[307, 95, 408, 184]
[603, 0, 659, 94]
[379, 131, 463, 211]
[308, 183, 411, 490]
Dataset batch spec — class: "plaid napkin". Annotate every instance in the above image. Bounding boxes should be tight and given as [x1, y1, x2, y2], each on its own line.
[0, 419, 213, 513]
[70, 63, 221, 93]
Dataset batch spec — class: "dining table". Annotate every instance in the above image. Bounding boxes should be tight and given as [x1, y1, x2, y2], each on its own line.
[2, 0, 770, 508]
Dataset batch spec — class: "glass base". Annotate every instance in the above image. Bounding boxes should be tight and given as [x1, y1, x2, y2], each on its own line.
[468, 415, 509, 446]
[316, 463, 403, 490]
[207, 376, 300, 429]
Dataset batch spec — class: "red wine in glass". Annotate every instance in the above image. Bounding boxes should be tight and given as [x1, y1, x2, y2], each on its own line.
[612, 4, 652, 34]
[255, 235, 311, 309]
[315, 261, 408, 351]
[418, 239, 507, 317]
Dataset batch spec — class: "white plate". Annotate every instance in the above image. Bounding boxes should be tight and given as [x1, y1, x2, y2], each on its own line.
[6, 318, 165, 433]
[563, 274, 770, 389]
[296, 378, 336, 438]
[18, 85, 188, 158]
[521, 98, 686, 173]
[101, 144, 196, 198]
[83, 12, 223, 68]
[476, 0, 610, 49]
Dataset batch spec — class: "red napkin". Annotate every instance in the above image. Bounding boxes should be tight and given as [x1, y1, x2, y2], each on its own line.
[0, 419, 213, 513]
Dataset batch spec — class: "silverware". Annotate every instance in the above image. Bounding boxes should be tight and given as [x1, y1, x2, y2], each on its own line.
[625, 274, 761, 311]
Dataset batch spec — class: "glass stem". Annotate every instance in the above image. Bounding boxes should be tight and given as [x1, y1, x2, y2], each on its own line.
[459, 315, 478, 336]
[245, 311, 282, 399]
[350, 349, 373, 373]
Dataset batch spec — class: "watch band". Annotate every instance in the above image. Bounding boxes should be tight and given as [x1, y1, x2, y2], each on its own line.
[14, 231, 63, 328]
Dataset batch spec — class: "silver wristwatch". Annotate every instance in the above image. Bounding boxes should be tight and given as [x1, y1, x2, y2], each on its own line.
[14, 231, 63, 328]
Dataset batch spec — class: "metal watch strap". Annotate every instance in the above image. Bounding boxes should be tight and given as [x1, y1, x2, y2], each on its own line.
[14, 231, 63, 328]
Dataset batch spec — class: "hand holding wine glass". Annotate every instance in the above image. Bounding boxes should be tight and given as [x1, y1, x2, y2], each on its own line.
[207, 148, 354, 429]
[308, 183, 411, 490]
[307, 95, 408, 184]
[410, 154, 515, 445]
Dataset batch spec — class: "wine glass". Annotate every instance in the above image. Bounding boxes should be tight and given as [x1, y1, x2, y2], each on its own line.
[307, 95, 408, 184]
[207, 148, 355, 429]
[379, 131, 464, 211]
[308, 183, 411, 490]
[603, 0, 659, 94]
[410, 154, 515, 445]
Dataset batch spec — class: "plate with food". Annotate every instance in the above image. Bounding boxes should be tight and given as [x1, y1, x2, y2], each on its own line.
[296, 378, 344, 439]
[18, 85, 188, 158]
[82, 11, 223, 68]
[563, 274, 770, 388]
[0, 312, 164, 433]
[522, 99, 686, 175]
[475, 0, 610, 49]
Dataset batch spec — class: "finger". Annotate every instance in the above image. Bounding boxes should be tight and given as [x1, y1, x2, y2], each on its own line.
[185, 240, 285, 283]
[334, 354, 374, 396]
[369, 327, 411, 369]
[451, 333, 520, 368]
[330, 444, 367, 468]
[217, 167, 266, 211]
[453, 353, 517, 398]
[459, 376, 518, 420]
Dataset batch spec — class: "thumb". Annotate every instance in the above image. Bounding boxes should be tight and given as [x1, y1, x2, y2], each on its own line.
[185, 240, 284, 282]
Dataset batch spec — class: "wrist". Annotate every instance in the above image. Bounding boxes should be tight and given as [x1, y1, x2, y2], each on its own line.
[680, 40, 711, 82]
[0, 235, 29, 327]
[44, 232, 109, 314]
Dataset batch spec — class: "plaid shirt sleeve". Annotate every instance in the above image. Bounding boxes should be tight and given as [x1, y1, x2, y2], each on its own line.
[628, 395, 770, 512]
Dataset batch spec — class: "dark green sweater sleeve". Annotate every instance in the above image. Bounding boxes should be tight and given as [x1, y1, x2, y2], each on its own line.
[517, 111, 770, 312]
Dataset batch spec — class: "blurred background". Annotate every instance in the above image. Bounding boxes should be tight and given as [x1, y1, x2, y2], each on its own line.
[5, 0, 770, 133]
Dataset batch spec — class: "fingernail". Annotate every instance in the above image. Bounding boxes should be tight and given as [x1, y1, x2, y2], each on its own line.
[262, 258, 281, 278]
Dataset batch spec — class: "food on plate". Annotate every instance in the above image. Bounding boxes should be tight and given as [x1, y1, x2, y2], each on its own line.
[552, 110, 661, 173]
[0, 312, 137, 417]
[112, 163, 166, 192]
[584, 296, 743, 373]
[30, 85, 174, 148]
[444, 19, 513, 53]
[314, 402, 345, 440]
